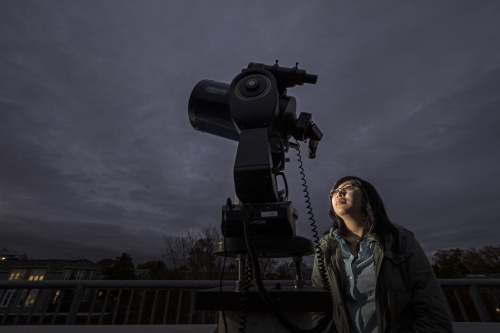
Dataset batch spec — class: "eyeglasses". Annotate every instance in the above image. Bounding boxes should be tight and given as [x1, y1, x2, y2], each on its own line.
[329, 184, 358, 197]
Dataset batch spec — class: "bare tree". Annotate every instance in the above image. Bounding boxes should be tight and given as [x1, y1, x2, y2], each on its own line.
[161, 230, 196, 279]
[259, 258, 280, 279]
[161, 225, 237, 280]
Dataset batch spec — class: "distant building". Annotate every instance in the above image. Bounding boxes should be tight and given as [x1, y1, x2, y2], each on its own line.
[135, 260, 169, 280]
[135, 267, 151, 279]
[465, 274, 487, 278]
[0, 257, 102, 310]
[0, 248, 22, 261]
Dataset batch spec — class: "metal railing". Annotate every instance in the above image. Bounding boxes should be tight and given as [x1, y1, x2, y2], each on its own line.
[0, 279, 499, 325]
[439, 279, 500, 322]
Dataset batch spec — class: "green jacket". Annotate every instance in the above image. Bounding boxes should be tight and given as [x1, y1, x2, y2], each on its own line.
[311, 226, 453, 333]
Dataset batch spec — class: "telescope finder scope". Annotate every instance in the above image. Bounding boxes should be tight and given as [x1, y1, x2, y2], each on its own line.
[247, 62, 318, 86]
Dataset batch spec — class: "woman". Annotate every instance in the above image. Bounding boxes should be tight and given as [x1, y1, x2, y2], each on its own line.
[312, 176, 453, 333]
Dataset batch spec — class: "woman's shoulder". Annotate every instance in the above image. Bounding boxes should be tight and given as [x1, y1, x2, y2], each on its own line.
[394, 224, 415, 239]
[391, 225, 426, 255]
[318, 228, 338, 249]
[320, 227, 335, 239]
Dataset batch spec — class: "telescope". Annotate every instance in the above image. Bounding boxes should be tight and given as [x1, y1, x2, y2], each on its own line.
[189, 62, 331, 333]
[189, 62, 322, 247]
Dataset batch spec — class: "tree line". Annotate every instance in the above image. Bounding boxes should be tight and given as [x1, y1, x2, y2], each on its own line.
[100, 225, 290, 280]
[432, 245, 500, 278]
[97, 225, 500, 280]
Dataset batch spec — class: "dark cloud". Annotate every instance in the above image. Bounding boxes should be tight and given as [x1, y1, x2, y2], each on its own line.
[1, 1, 499, 265]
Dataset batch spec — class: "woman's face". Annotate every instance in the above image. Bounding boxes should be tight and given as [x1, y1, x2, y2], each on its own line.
[331, 180, 363, 218]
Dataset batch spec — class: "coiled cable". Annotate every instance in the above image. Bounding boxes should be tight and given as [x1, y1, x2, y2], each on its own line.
[294, 140, 332, 295]
[238, 236, 254, 333]
[238, 220, 255, 333]
[295, 139, 337, 333]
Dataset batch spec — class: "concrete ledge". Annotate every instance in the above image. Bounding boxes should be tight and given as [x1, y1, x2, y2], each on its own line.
[196, 286, 330, 311]
[0, 325, 218, 333]
[0, 322, 499, 333]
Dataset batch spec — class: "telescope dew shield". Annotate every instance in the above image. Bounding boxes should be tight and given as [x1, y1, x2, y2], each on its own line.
[188, 80, 240, 141]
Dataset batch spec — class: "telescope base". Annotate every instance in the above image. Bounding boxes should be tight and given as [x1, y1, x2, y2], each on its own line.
[196, 286, 331, 333]
[213, 235, 315, 258]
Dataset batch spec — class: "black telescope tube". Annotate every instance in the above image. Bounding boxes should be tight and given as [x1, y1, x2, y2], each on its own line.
[188, 80, 240, 141]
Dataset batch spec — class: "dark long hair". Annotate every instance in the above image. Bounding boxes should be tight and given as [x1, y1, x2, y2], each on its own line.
[328, 176, 397, 239]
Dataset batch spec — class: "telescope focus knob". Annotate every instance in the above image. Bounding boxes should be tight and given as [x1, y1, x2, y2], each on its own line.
[245, 78, 260, 91]
[237, 74, 269, 99]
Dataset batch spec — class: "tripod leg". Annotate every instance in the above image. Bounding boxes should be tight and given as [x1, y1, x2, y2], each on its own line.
[293, 256, 305, 288]
[236, 254, 247, 290]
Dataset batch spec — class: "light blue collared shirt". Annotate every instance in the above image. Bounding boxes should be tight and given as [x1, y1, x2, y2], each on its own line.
[332, 230, 378, 333]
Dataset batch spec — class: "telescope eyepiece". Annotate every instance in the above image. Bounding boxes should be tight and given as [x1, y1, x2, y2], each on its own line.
[304, 73, 317, 84]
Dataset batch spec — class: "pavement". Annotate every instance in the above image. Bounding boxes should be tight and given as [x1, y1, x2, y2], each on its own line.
[0, 323, 498, 333]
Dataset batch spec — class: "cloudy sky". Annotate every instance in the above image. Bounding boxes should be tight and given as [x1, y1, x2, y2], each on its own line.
[1, 1, 499, 265]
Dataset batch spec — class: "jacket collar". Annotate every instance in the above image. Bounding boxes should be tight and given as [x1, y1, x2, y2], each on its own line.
[326, 227, 382, 244]
[324, 227, 403, 256]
